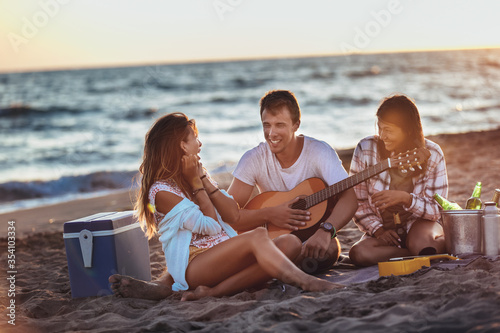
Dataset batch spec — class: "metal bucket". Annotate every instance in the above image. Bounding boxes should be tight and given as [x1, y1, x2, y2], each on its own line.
[442, 210, 482, 255]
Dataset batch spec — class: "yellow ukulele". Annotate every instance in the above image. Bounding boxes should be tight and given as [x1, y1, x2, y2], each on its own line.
[243, 148, 430, 240]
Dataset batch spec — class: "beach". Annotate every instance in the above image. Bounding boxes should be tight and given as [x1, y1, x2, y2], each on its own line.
[1, 127, 500, 333]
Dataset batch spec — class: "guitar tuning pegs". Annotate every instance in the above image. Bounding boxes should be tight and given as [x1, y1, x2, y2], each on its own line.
[404, 159, 414, 172]
[416, 162, 422, 170]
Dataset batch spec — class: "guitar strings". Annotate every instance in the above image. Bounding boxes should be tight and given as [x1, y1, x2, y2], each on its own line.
[305, 159, 390, 208]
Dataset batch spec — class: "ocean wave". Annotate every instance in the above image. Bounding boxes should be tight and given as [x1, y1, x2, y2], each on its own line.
[474, 103, 500, 112]
[455, 103, 500, 113]
[173, 94, 252, 106]
[141, 77, 199, 92]
[345, 66, 381, 78]
[210, 96, 242, 104]
[0, 104, 87, 118]
[87, 85, 124, 94]
[328, 95, 373, 106]
[0, 171, 138, 203]
[0, 162, 235, 205]
[309, 71, 336, 80]
[232, 77, 267, 88]
[147, 80, 177, 91]
[227, 124, 261, 133]
[481, 57, 500, 69]
[123, 107, 159, 120]
[2, 48, 500, 212]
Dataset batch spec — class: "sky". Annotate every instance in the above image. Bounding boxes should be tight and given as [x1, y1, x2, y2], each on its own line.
[1, 0, 499, 73]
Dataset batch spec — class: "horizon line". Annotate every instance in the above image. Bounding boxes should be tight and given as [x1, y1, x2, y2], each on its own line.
[1, 45, 499, 75]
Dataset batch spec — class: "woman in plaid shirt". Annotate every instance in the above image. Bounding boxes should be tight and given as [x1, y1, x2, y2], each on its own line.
[349, 95, 448, 266]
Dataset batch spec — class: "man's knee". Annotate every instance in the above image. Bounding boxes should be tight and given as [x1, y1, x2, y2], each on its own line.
[274, 234, 302, 258]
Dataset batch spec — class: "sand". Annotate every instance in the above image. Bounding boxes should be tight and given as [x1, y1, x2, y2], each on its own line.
[1, 128, 500, 332]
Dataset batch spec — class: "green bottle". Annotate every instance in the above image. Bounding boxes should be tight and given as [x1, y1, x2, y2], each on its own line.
[492, 189, 500, 207]
[465, 182, 483, 210]
[433, 193, 462, 210]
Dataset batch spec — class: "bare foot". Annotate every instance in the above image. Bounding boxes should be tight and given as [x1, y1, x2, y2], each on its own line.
[108, 274, 172, 300]
[181, 285, 213, 301]
[303, 277, 344, 292]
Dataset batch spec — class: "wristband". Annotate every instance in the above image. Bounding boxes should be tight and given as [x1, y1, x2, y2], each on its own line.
[330, 226, 337, 239]
[209, 188, 220, 196]
[192, 188, 206, 196]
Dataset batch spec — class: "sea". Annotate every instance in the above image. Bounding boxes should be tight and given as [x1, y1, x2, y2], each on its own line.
[1, 48, 500, 213]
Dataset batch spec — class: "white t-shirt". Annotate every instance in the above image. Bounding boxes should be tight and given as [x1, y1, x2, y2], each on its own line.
[233, 135, 348, 193]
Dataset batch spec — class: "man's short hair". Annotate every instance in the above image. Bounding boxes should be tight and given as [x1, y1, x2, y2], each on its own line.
[259, 90, 301, 124]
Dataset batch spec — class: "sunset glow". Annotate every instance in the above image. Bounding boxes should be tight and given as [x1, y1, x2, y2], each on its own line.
[1, 0, 499, 73]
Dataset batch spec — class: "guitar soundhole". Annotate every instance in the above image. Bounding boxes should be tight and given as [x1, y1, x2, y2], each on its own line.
[292, 198, 308, 210]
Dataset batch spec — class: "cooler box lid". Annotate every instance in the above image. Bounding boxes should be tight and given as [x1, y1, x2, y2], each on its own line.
[63, 211, 137, 234]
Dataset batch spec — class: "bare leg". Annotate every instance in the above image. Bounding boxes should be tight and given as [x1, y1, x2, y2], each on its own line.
[406, 220, 446, 255]
[349, 237, 410, 267]
[182, 264, 267, 301]
[109, 269, 173, 300]
[183, 228, 342, 300]
[182, 234, 301, 300]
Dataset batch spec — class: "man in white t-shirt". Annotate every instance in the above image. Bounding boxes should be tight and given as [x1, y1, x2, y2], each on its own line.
[228, 90, 358, 273]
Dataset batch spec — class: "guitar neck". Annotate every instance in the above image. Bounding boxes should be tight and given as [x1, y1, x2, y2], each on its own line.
[306, 158, 390, 208]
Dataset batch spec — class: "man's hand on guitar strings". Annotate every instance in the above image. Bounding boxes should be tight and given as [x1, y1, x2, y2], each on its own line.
[267, 197, 311, 231]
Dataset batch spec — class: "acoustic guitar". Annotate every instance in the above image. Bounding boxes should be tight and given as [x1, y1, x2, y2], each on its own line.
[243, 147, 431, 240]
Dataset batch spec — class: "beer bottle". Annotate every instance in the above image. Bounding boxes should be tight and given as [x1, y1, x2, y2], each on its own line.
[465, 182, 482, 210]
[393, 212, 407, 247]
[433, 193, 462, 210]
[492, 189, 500, 207]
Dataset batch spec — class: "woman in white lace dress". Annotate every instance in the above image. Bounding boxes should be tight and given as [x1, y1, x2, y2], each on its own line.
[110, 112, 340, 301]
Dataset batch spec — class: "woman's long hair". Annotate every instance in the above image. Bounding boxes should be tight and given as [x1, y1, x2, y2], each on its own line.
[135, 112, 197, 239]
[376, 95, 426, 174]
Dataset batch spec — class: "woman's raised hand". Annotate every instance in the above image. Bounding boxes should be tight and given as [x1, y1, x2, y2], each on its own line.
[182, 154, 203, 188]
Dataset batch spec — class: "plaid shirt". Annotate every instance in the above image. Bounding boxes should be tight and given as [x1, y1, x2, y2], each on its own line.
[349, 136, 448, 236]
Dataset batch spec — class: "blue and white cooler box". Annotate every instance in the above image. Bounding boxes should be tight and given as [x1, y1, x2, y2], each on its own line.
[63, 211, 151, 298]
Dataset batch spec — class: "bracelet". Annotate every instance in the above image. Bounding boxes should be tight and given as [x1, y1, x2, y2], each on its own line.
[330, 226, 337, 239]
[192, 188, 206, 196]
[208, 188, 220, 196]
[200, 174, 207, 180]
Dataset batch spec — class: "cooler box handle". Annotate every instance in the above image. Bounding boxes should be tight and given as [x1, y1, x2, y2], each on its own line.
[79, 229, 93, 268]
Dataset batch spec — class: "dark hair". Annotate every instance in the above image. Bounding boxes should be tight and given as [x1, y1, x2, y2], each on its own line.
[135, 112, 197, 238]
[259, 90, 301, 124]
[376, 94, 425, 158]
